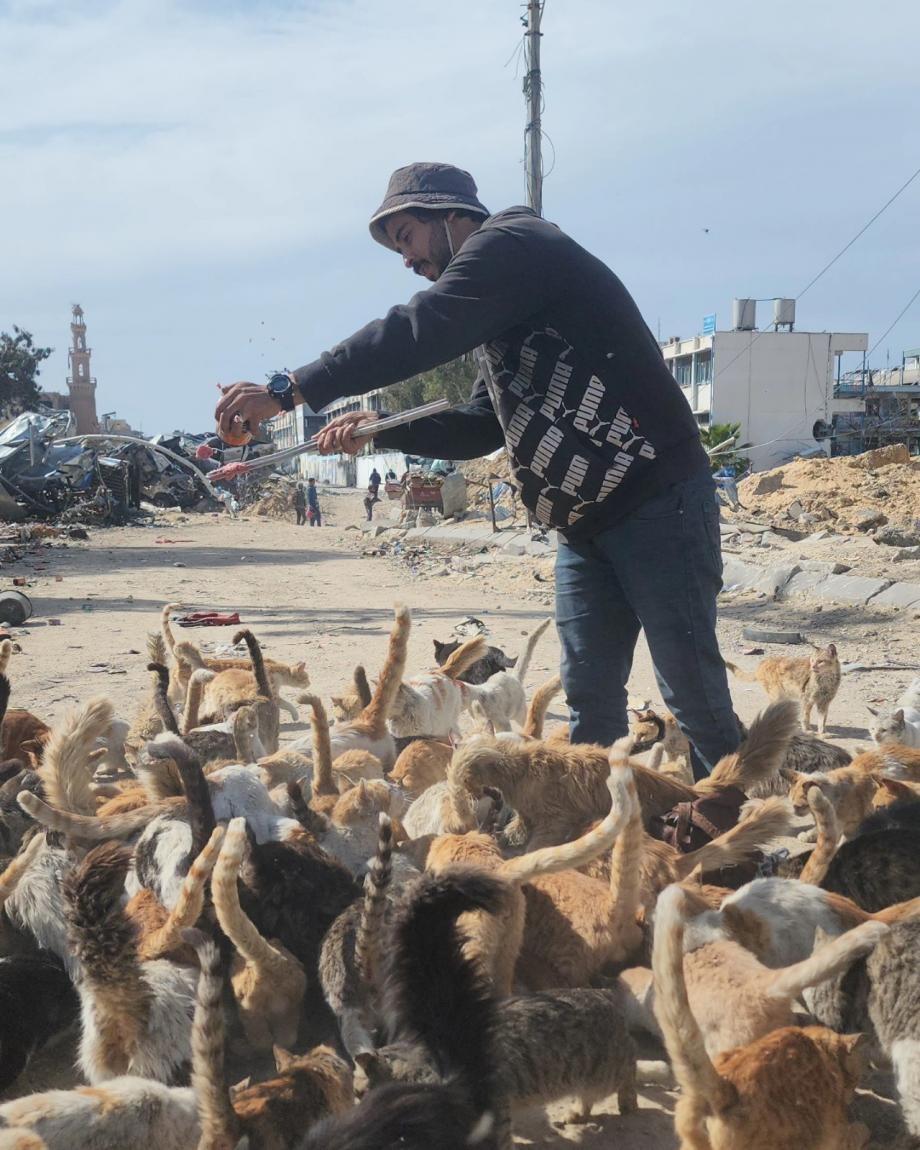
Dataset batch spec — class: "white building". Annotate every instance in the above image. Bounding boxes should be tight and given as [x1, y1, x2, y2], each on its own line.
[263, 403, 327, 477]
[661, 299, 867, 471]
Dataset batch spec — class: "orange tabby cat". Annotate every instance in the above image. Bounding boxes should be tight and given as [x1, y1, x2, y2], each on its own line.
[786, 765, 879, 838]
[390, 738, 453, 796]
[725, 643, 840, 734]
[652, 884, 870, 1150]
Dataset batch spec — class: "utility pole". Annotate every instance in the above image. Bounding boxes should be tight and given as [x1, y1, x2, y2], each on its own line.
[524, 0, 543, 216]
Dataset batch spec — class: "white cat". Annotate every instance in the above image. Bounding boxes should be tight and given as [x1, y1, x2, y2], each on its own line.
[465, 619, 551, 733]
[868, 706, 920, 748]
[897, 678, 920, 724]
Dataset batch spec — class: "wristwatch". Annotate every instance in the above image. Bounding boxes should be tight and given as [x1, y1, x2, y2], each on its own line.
[266, 371, 298, 412]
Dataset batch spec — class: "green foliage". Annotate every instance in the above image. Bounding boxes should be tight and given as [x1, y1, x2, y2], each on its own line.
[700, 421, 752, 476]
[382, 354, 479, 412]
[0, 327, 52, 419]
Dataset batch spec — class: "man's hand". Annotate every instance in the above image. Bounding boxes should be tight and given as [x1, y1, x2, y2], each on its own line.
[215, 383, 282, 440]
[314, 410, 380, 456]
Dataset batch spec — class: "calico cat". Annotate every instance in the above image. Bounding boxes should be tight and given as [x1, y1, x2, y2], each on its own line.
[805, 917, 920, 1141]
[432, 638, 517, 684]
[331, 665, 372, 722]
[355, 986, 647, 1129]
[183, 928, 353, 1150]
[651, 883, 870, 1150]
[449, 699, 799, 849]
[63, 840, 199, 1084]
[726, 643, 841, 734]
[0, 950, 78, 1092]
[297, 869, 506, 1150]
[211, 816, 307, 1051]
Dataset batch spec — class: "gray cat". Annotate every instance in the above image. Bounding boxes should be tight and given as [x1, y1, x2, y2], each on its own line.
[805, 917, 920, 1141]
[355, 985, 650, 1129]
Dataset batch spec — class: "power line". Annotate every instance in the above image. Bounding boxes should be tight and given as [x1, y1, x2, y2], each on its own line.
[867, 283, 920, 360]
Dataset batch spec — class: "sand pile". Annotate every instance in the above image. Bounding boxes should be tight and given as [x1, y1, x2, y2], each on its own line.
[460, 452, 512, 510]
[737, 444, 920, 534]
[248, 483, 295, 519]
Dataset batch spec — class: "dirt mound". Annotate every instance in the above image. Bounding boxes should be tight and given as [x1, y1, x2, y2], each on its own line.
[459, 453, 513, 511]
[737, 446, 920, 534]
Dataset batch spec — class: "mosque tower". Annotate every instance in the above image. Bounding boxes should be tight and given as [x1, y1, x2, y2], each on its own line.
[66, 304, 99, 433]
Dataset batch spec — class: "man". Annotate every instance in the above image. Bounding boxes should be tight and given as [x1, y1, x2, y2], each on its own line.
[294, 481, 307, 526]
[216, 162, 738, 777]
[363, 482, 379, 522]
[306, 477, 322, 526]
[369, 467, 382, 498]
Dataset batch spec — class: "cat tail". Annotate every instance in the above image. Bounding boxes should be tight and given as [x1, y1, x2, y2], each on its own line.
[287, 780, 331, 837]
[174, 640, 205, 672]
[353, 665, 372, 709]
[384, 867, 505, 1125]
[765, 919, 889, 1000]
[651, 884, 738, 1116]
[607, 742, 647, 960]
[872, 895, 920, 926]
[160, 602, 184, 656]
[38, 696, 115, 816]
[301, 694, 336, 796]
[147, 733, 216, 854]
[354, 813, 393, 987]
[723, 659, 758, 683]
[18, 789, 172, 839]
[232, 629, 275, 701]
[798, 785, 840, 886]
[181, 668, 215, 734]
[182, 926, 242, 1150]
[212, 817, 304, 981]
[445, 759, 480, 835]
[0, 639, 12, 678]
[521, 674, 562, 739]
[697, 699, 800, 796]
[146, 662, 180, 735]
[513, 617, 552, 684]
[63, 841, 152, 1045]
[138, 825, 225, 961]
[672, 796, 793, 880]
[498, 747, 638, 883]
[359, 606, 411, 737]
[0, 832, 45, 908]
[146, 630, 167, 665]
[439, 636, 488, 681]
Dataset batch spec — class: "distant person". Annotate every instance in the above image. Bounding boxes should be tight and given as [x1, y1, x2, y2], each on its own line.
[385, 468, 398, 481]
[294, 482, 307, 526]
[216, 161, 737, 779]
[363, 483, 379, 522]
[306, 477, 322, 526]
[369, 467, 382, 498]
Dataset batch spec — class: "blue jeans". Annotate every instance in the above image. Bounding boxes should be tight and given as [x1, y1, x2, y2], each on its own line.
[555, 469, 739, 779]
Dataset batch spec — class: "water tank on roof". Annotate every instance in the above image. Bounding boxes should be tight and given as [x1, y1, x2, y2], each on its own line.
[732, 298, 756, 331]
[773, 298, 796, 330]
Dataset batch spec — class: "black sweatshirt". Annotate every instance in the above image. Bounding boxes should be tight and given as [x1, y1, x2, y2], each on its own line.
[292, 207, 707, 541]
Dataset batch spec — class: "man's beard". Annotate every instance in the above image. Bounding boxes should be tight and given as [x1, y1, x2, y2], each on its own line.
[418, 221, 453, 279]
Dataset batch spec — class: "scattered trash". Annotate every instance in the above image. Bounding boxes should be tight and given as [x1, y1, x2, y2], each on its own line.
[175, 611, 241, 628]
[0, 590, 33, 626]
[741, 626, 806, 645]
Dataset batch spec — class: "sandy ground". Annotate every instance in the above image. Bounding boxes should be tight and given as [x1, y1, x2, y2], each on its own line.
[1, 488, 915, 1145]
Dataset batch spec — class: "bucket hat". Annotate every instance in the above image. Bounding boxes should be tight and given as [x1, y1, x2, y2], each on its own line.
[369, 162, 489, 249]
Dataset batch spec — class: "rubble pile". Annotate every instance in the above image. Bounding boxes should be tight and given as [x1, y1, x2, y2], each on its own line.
[248, 482, 296, 519]
[459, 452, 520, 521]
[737, 445, 920, 541]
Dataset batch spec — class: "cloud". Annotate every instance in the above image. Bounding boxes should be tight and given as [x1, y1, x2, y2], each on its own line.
[1, 0, 918, 431]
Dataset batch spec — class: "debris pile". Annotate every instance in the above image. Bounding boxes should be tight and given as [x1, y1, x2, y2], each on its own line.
[459, 452, 519, 522]
[736, 445, 920, 540]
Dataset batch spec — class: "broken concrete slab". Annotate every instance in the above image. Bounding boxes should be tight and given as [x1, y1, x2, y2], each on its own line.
[813, 574, 892, 606]
[782, 569, 831, 598]
[721, 558, 766, 592]
[798, 559, 851, 576]
[869, 582, 920, 610]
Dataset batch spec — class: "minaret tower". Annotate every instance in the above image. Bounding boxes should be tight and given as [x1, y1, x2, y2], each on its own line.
[66, 304, 99, 433]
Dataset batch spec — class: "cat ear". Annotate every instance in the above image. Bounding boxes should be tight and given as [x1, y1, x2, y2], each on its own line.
[879, 776, 913, 799]
[841, 1032, 866, 1054]
[273, 1045, 295, 1071]
[865, 705, 878, 716]
[893, 709, 905, 723]
[827, 643, 837, 657]
[229, 1076, 252, 1099]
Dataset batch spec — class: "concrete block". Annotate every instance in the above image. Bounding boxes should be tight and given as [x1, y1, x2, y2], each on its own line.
[813, 574, 892, 606]
[869, 582, 920, 610]
[752, 564, 800, 597]
[798, 559, 851, 576]
[782, 569, 830, 598]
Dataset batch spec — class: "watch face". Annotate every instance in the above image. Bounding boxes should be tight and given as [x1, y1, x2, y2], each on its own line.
[268, 373, 291, 396]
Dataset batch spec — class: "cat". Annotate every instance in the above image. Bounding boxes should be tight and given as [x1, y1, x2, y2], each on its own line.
[288, 605, 411, 770]
[36, 696, 115, 818]
[651, 883, 870, 1150]
[193, 628, 281, 754]
[389, 736, 453, 796]
[449, 699, 799, 849]
[897, 677, 920, 723]
[746, 731, 852, 798]
[622, 880, 886, 1058]
[297, 869, 506, 1150]
[850, 742, 920, 780]
[63, 840, 199, 1084]
[386, 635, 488, 740]
[318, 779, 415, 880]
[122, 634, 174, 763]
[805, 917, 920, 1141]
[868, 706, 920, 748]
[786, 764, 879, 838]
[182, 927, 353, 1150]
[0, 949, 79, 1092]
[400, 778, 499, 839]
[354, 986, 648, 1130]
[432, 638, 517, 684]
[211, 816, 307, 1051]
[319, 813, 395, 1057]
[0, 673, 51, 768]
[463, 619, 552, 733]
[149, 662, 264, 764]
[519, 674, 562, 739]
[784, 824, 920, 913]
[725, 643, 841, 734]
[331, 664, 372, 722]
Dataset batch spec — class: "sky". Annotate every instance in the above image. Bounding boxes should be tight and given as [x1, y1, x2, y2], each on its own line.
[2, 0, 919, 436]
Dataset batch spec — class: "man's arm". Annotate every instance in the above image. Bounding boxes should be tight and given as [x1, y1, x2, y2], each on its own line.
[292, 223, 555, 412]
[373, 377, 504, 460]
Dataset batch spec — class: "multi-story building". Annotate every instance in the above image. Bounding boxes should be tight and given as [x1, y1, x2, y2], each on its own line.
[661, 299, 867, 471]
[264, 401, 328, 478]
